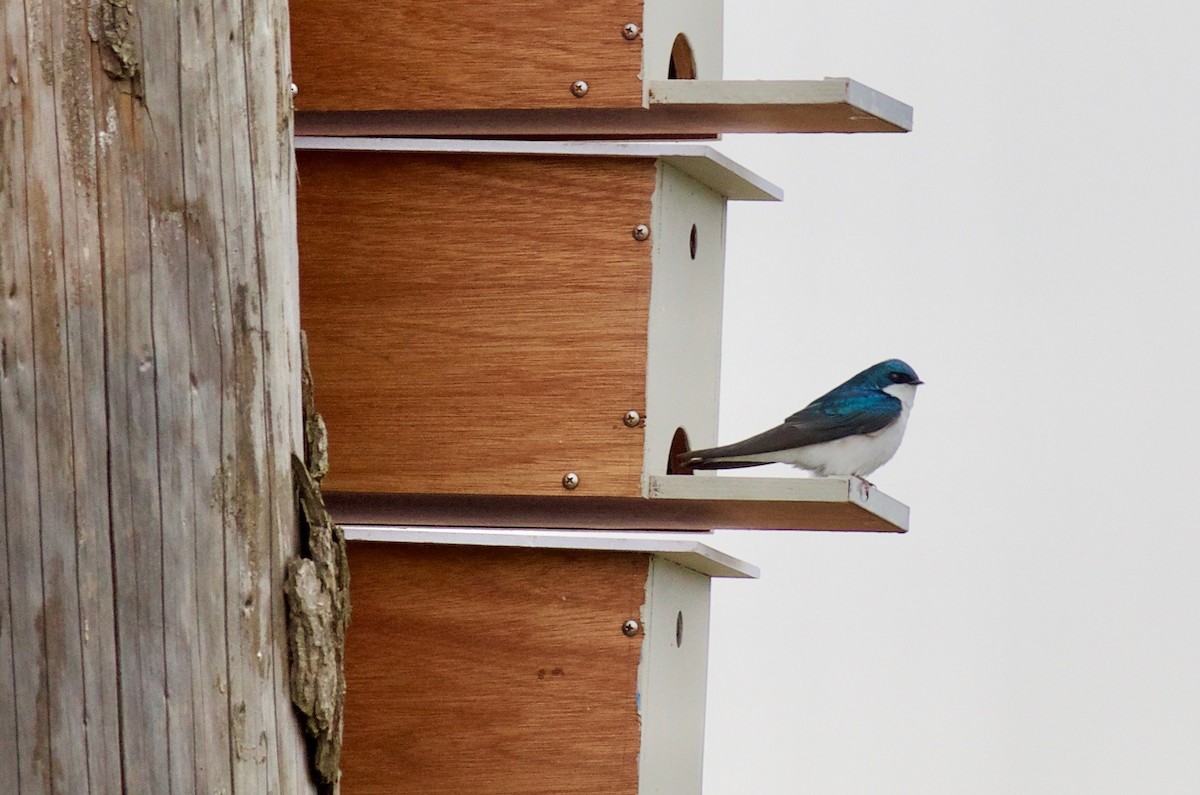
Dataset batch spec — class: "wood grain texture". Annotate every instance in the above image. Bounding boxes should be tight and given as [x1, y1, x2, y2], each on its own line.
[0, 342, 16, 795]
[1, 2, 312, 792]
[178, 4, 235, 787]
[0, 7, 50, 787]
[290, 0, 644, 112]
[298, 151, 654, 498]
[341, 542, 648, 794]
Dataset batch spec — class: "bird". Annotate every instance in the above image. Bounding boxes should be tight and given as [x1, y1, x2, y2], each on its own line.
[676, 359, 923, 481]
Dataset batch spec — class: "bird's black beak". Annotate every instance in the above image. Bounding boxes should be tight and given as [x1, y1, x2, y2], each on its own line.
[913, 379, 925, 385]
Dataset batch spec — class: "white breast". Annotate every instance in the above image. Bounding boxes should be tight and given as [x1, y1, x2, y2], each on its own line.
[770, 383, 916, 477]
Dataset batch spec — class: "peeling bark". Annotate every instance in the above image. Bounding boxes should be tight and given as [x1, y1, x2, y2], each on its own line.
[301, 331, 330, 482]
[90, 0, 142, 96]
[286, 332, 350, 791]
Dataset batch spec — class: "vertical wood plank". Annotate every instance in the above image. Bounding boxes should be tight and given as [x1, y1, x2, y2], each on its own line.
[23, 1, 91, 788]
[97, 12, 173, 788]
[2, 3, 55, 790]
[203, 1, 262, 790]
[0, 22, 16, 784]
[0, 17, 20, 780]
[152, 8, 201, 789]
[0, 421, 17, 795]
[178, 2, 235, 789]
[0, 320, 16, 794]
[52, 2, 124, 791]
[209, 0, 310, 786]
[245, 0, 314, 787]
[98, 83, 172, 795]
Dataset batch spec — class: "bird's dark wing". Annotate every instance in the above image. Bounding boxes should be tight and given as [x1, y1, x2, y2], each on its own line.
[781, 389, 902, 441]
[679, 389, 901, 468]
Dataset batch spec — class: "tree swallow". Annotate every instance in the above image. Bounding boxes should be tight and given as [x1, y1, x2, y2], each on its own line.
[677, 359, 923, 479]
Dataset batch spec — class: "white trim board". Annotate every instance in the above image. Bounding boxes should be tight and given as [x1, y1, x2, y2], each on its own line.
[647, 77, 914, 132]
[342, 526, 760, 580]
[294, 137, 783, 202]
[647, 474, 911, 532]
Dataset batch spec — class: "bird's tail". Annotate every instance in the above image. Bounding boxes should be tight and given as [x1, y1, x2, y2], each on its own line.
[675, 445, 772, 472]
[681, 458, 769, 471]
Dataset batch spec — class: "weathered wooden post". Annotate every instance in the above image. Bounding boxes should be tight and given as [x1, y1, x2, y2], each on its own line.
[1, 3, 324, 792]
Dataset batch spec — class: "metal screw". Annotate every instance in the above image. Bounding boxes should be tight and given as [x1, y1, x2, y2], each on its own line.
[622, 619, 640, 637]
[622, 23, 641, 40]
[570, 80, 589, 98]
[289, 83, 298, 97]
[632, 224, 650, 241]
[562, 472, 580, 490]
[623, 410, 642, 428]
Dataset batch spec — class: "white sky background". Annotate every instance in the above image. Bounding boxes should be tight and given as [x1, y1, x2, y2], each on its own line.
[702, 2, 1200, 792]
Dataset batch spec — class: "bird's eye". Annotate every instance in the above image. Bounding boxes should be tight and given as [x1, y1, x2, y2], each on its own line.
[888, 371, 909, 384]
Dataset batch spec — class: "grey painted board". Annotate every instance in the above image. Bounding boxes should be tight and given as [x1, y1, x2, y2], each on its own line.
[342, 526, 760, 579]
[294, 136, 783, 201]
[642, 162, 728, 483]
[648, 474, 910, 531]
[642, 0, 723, 94]
[638, 558, 713, 793]
[648, 78, 914, 132]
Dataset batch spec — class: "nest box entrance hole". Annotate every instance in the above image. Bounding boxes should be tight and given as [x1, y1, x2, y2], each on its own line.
[667, 427, 694, 475]
[668, 34, 697, 80]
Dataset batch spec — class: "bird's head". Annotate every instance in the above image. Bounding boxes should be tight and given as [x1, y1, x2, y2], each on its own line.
[854, 359, 924, 391]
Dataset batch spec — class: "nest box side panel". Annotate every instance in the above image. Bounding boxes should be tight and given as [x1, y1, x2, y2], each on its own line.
[290, 0, 644, 112]
[298, 151, 654, 498]
[341, 542, 649, 794]
[642, 0, 723, 91]
[638, 557, 713, 792]
[644, 163, 727, 484]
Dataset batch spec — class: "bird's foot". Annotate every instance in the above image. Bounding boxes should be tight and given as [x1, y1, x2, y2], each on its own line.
[854, 476, 875, 499]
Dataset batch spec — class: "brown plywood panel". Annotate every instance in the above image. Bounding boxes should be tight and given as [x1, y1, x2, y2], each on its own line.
[341, 542, 649, 794]
[298, 151, 654, 497]
[291, 0, 644, 112]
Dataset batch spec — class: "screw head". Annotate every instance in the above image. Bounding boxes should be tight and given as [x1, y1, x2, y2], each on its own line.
[562, 472, 580, 490]
[622, 23, 641, 40]
[570, 80, 589, 98]
[623, 410, 642, 428]
[622, 619, 640, 637]
[289, 82, 299, 97]
[632, 224, 650, 241]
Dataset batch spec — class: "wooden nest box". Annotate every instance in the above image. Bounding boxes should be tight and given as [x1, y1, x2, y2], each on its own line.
[298, 139, 908, 532]
[339, 528, 757, 793]
[289, 0, 912, 137]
